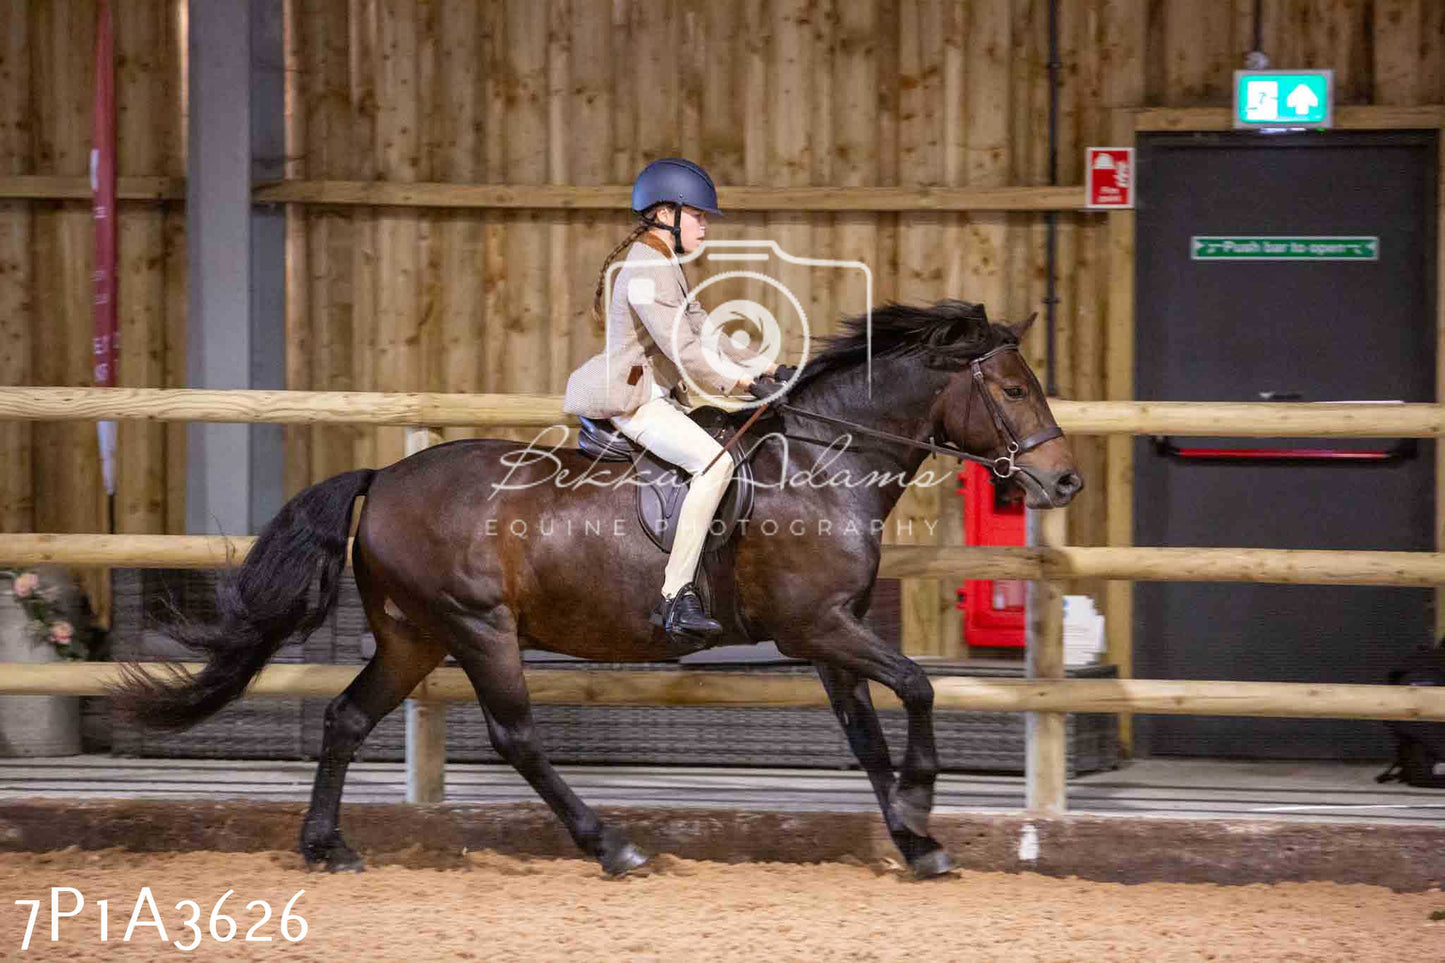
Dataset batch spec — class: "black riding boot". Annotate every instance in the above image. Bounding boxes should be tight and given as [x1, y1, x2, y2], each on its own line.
[650, 582, 723, 646]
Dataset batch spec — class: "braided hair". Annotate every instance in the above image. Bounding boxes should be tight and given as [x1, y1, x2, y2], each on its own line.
[592, 220, 651, 322]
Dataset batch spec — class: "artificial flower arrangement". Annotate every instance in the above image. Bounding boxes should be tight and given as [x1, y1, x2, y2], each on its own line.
[5, 570, 87, 660]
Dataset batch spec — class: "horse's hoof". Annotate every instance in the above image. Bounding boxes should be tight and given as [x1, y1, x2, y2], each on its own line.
[301, 836, 366, 873]
[304, 852, 366, 873]
[909, 848, 957, 879]
[600, 843, 650, 877]
[889, 782, 933, 838]
[324, 850, 367, 873]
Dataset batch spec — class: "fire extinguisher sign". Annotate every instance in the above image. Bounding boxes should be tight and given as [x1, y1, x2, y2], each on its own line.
[1086, 147, 1134, 209]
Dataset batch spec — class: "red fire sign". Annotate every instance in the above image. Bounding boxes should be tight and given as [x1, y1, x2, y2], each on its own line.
[1086, 147, 1134, 209]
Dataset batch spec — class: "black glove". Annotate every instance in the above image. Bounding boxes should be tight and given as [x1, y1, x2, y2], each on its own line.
[749, 364, 801, 401]
[748, 376, 787, 401]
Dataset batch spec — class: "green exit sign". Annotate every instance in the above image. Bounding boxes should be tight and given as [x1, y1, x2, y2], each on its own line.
[1233, 70, 1333, 128]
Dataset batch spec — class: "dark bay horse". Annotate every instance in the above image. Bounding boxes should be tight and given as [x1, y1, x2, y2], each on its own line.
[115, 300, 1081, 878]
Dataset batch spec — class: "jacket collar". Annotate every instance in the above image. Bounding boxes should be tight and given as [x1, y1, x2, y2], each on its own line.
[637, 231, 675, 258]
[636, 231, 690, 288]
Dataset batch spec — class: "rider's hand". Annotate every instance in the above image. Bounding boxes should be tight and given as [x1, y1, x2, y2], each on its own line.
[748, 376, 784, 401]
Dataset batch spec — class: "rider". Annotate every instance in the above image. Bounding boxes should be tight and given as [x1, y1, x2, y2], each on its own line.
[563, 158, 791, 644]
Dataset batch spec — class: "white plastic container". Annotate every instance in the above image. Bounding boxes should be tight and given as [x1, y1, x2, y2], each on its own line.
[0, 591, 81, 757]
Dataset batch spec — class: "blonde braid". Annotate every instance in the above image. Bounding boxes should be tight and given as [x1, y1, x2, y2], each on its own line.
[592, 221, 651, 322]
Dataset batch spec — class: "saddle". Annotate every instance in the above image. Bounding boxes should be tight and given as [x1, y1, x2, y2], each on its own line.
[577, 407, 757, 554]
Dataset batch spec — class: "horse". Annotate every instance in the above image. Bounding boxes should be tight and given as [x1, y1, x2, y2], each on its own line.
[114, 299, 1082, 879]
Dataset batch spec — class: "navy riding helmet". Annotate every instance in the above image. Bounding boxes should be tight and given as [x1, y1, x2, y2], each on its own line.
[632, 158, 720, 253]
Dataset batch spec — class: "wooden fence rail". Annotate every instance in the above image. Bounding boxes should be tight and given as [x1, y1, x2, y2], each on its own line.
[2, 535, 1442, 587]
[7, 663, 1445, 723]
[1, 388, 1443, 436]
[0, 387, 567, 428]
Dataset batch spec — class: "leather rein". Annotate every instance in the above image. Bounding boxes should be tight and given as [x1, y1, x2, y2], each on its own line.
[777, 345, 1064, 481]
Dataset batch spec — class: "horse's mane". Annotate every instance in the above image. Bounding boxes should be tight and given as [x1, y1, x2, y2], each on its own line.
[794, 299, 1016, 389]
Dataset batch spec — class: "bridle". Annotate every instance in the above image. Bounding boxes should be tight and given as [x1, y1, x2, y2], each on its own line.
[956, 344, 1065, 477]
[777, 345, 1064, 481]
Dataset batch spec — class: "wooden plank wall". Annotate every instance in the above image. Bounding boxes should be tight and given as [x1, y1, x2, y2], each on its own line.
[1, 0, 1442, 650]
[0, 1, 186, 620]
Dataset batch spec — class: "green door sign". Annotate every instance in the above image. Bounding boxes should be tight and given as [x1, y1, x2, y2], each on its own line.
[1191, 236, 1379, 261]
[1234, 70, 1333, 128]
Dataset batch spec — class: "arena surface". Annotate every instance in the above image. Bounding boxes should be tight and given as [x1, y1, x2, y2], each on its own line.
[2, 756, 1443, 959]
[1, 848, 1441, 962]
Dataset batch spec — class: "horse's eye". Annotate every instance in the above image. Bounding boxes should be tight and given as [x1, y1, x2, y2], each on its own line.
[1003, 385, 1026, 400]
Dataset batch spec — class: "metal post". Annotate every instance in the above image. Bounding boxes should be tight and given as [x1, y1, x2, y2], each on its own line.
[184, 0, 285, 536]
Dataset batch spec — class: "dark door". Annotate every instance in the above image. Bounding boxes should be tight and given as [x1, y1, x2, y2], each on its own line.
[1134, 130, 1437, 759]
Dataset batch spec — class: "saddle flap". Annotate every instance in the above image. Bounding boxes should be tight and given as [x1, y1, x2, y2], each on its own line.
[633, 406, 758, 554]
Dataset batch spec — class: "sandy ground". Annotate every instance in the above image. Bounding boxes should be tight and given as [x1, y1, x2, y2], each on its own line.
[0, 848, 1441, 962]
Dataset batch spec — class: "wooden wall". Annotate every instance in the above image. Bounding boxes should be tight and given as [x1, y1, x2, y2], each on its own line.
[2, 0, 1443, 650]
[0, 0, 186, 616]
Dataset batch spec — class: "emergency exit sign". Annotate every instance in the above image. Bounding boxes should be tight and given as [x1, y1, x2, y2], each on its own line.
[1191, 236, 1379, 261]
[1234, 69, 1333, 128]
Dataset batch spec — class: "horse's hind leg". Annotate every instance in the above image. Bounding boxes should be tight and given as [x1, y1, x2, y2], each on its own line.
[444, 606, 648, 876]
[816, 663, 955, 877]
[300, 604, 444, 872]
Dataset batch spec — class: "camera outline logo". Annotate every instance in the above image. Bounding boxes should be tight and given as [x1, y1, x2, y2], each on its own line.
[605, 239, 874, 409]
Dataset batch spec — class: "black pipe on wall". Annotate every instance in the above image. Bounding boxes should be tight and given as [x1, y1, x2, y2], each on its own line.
[1044, 0, 1061, 396]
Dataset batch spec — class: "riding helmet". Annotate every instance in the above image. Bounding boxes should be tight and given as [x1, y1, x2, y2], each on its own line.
[631, 158, 721, 215]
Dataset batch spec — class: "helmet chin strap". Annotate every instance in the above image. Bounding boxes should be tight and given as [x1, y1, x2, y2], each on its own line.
[642, 201, 685, 255]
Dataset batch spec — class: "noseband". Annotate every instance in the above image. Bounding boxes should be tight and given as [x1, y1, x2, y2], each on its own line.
[778, 344, 1063, 480]
[957, 344, 1065, 478]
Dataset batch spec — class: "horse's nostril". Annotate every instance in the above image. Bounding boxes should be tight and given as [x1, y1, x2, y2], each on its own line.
[1055, 472, 1083, 496]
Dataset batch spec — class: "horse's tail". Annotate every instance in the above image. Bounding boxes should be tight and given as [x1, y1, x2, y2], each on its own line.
[112, 468, 376, 731]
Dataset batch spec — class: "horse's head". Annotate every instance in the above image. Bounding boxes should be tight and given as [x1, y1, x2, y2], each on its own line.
[926, 306, 1082, 509]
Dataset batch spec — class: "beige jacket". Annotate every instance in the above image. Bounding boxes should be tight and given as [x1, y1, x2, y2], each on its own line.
[563, 235, 763, 419]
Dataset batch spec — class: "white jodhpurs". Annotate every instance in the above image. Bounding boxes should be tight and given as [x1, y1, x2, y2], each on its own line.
[611, 396, 736, 598]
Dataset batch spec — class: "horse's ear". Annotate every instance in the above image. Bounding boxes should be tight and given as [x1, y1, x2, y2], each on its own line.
[951, 301, 991, 346]
[924, 302, 991, 369]
[1008, 312, 1038, 340]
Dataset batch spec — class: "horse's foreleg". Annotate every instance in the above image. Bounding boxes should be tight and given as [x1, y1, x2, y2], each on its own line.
[815, 663, 955, 876]
[782, 617, 943, 860]
[445, 608, 648, 876]
[300, 608, 445, 872]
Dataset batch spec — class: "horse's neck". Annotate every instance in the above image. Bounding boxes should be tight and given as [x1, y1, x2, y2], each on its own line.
[783, 359, 942, 520]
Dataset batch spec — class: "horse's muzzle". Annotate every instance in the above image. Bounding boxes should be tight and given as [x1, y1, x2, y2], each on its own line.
[1016, 467, 1083, 509]
[1051, 470, 1084, 504]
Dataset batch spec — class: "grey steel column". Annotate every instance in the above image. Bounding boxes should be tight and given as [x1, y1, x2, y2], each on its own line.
[185, 0, 285, 536]
[248, 0, 286, 530]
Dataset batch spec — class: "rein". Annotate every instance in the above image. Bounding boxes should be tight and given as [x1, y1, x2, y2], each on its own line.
[778, 345, 1063, 481]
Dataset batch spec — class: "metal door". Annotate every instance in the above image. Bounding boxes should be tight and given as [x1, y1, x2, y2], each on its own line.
[1133, 130, 1437, 759]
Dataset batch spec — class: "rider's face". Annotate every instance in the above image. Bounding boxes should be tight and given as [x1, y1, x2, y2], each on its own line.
[677, 206, 707, 253]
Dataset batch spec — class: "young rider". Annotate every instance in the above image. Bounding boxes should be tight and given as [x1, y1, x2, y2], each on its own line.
[563, 158, 792, 645]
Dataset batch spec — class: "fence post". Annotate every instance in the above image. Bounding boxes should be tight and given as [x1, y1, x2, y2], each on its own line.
[1025, 507, 1067, 815]
[403, 427, 446, 804]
